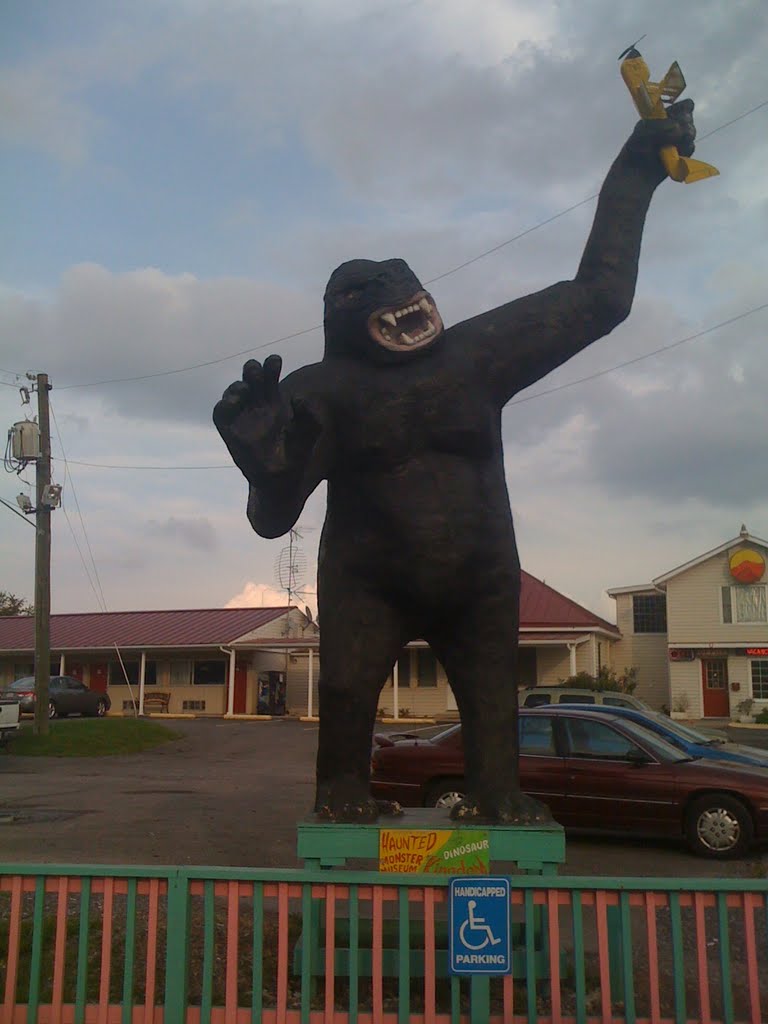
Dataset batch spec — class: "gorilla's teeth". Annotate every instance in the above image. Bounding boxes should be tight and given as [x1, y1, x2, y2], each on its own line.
[419, 298, 432, 314]
[400, 332, 415, 345]
[381, 313, 397, 327]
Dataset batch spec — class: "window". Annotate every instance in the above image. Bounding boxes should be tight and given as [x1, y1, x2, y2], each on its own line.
[558, 694, 595, 704]
[520, 716, 556, 755]
[13, 663, 33, 680]
[110, 660, 157, 686]
[523, 693, 551, 707]
[416, 649, 437, 687]
[193, 660, 227, 685]
[752, 660, 768, 700]
[563, 719, 639, 760]
[632, 594, 667, 633]
[603, 696, 632, 708]
[170, 660, 191, 686]
[722, 585, 767, 624]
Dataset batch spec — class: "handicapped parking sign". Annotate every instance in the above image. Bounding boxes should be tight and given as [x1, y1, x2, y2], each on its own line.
[449, 877, 511, 975]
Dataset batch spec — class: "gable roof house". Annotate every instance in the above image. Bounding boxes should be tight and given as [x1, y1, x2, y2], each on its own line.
[609, 526, 768, 718]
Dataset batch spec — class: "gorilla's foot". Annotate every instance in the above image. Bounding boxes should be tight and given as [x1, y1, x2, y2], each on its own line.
[450, 791, 552, 825]
[314, 776, 405, 822]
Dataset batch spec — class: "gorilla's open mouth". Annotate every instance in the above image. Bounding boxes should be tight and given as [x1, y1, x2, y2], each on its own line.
[367, 291, 444, 352]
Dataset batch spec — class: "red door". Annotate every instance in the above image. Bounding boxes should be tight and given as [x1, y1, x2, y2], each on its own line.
[90, 663, 109, 694]
[233, 662, 248, 714]
[701, 659, 729, 717]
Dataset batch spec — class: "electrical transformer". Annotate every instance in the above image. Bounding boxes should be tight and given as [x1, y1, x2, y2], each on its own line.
[10, 421, 40, 460]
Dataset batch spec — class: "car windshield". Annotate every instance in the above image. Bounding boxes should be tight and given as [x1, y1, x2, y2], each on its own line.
[643, 711, 723, 745]
[617, 718, 695, 762]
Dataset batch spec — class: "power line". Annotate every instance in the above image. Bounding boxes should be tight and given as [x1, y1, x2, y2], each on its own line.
[508, 300, 768, 407]
[50, 299, 768, 469]
[54, 458, 235, 470]
[43, 97, 765, 391]
[50, 402, 110, 612]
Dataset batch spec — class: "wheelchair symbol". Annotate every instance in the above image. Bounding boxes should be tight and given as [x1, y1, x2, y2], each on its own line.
[458, 900, 502, 951]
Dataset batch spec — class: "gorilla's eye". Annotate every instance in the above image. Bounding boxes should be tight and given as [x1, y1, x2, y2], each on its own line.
[339, 287, 363, 305]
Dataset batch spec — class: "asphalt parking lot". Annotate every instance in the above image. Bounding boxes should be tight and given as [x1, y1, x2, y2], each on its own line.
[1, 717, 767, 878]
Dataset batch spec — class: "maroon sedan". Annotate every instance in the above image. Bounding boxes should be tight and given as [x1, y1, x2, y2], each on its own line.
[370, 707, 768, 859]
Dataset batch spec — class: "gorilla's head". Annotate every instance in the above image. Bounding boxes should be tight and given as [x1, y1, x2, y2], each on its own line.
[323, 258, 444, 363]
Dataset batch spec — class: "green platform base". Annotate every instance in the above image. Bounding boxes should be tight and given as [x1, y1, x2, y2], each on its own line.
[297, 806, 566, 874]
[294, 807, 565, 986]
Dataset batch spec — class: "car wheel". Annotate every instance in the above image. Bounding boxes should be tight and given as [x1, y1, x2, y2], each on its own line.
[684, 794, 753, 859]
[96, 699, 108, 717]
[48, 701, 58, 720]
[425, 778, 466, 810]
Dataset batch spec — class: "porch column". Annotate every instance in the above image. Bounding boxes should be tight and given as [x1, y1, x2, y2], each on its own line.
[59, 654, 65, 674]
[307, 647, 314, 718]
[139, 651, 146, 715]
[393, 660, 399, 720]
[226, 648, 236, 716]
[568, 643, 577, 676]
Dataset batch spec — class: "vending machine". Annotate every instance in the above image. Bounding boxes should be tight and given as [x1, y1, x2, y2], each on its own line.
[257, 671, 287, 716]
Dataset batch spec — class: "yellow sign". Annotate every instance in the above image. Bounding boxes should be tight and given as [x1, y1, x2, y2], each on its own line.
[729, 548, 766, 584]
[379, 829, 490, 874]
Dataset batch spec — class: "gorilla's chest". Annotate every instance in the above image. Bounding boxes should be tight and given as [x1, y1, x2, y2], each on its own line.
[338, 375, 497, 467]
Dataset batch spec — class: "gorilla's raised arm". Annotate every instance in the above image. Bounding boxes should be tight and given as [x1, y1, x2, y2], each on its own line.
[456, 102, 698, 405]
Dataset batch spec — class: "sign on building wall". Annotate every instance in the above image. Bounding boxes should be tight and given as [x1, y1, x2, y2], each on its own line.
[379, 829, 490, 874]
[729, 548, 766, 584]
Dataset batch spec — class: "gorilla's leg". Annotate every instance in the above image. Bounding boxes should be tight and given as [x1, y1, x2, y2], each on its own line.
[314, 587, 406, 822]
[428, 597, 552, 825]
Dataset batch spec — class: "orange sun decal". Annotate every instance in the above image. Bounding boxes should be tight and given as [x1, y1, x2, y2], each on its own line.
[729, 548, 766, 584]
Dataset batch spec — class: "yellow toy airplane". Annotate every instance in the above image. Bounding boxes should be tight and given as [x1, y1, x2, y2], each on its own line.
[619, 45, 719, 184]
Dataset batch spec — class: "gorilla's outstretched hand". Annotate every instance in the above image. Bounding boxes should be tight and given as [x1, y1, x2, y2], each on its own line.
[213, 355, 321, 482]
[625, 98, 697, 182]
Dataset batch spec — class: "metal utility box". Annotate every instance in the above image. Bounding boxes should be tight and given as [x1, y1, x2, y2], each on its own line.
[10, 421, 40, 460]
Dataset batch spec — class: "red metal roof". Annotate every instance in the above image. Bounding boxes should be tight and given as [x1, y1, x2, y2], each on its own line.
[520, 572, 618, 635]
[0, 575, 617, 654]
[0, 607, 289, 652]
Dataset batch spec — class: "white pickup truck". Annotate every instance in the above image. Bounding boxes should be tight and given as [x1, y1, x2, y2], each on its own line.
[0, 698, 21, 746]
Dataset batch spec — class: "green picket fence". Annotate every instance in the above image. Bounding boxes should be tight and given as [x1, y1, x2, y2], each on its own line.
[1, 863, 767, 1022]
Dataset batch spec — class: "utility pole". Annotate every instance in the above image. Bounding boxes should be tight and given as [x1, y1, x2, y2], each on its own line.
[33, 373, 52, 737]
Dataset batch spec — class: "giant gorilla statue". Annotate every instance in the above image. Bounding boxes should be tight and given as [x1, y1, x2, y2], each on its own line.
[214, 102, 698, 823]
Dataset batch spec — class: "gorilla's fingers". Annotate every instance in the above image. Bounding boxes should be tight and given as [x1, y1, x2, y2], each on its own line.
[263, 354, 283, 401]
[213, 381, 250, 425]
[243, 359, 265, 402]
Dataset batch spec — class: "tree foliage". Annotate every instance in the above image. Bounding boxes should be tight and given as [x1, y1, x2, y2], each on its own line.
[0, 591, 33, 616]
[557, 665, 638, 694]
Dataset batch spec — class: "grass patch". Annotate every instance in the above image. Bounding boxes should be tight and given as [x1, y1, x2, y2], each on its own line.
[2, 717, 182, 757]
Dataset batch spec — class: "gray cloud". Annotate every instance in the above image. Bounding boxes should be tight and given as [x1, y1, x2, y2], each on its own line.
[146, 515, 218, 551]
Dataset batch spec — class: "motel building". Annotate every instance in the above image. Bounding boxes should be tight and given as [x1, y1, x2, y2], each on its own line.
[0, 571, 621, 720]
[608, 526, 768, 720]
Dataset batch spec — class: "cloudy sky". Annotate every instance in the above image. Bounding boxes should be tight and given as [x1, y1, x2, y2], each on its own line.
[1, 0, 766, 624]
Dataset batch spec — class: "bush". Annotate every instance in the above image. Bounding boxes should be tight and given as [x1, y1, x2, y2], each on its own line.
[557, 665, 638, 694]
[756, 708, 768, 725]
